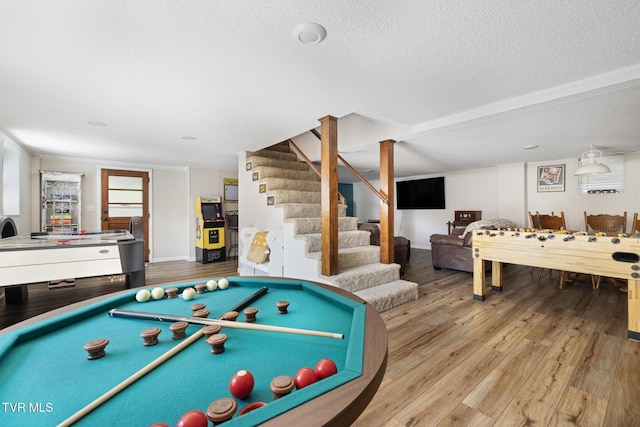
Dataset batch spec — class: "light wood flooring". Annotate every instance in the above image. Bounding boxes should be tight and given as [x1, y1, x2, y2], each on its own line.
[1, 251, 638, 426]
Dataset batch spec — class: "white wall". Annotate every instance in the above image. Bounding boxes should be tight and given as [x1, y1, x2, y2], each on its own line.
[0, 131, 32, 234]
[354, 152, 640, 249]
[32, 157, 237, 262]
[236, 151, 286, 233]
[498, 163, 526, 225]
[152, 167, 189, 261]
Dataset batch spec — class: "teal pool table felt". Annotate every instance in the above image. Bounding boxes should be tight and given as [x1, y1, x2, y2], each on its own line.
[0, 277, 365, 426]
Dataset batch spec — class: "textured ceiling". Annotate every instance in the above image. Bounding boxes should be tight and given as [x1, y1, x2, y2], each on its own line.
[1, 1, 639, 180]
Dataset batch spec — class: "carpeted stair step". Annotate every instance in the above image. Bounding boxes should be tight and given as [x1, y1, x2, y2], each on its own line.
[298, 231, 371, 252]
[270, 190, 321, 204]
[246, 155, 310, 172]
[247, 148, 298, 162]
[251, 166, 318, 182]
[251, 143, 291, 153]
[354, 280, 420, 312]
[288, 217, 359, 234]
[308, 246, 380, 271]
[280, 203, 347, 219]
[320, 263, 401, 293]
[262, 177, 320, 192]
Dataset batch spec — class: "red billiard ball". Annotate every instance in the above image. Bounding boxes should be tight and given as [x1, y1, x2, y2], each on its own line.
[294, 367, 318, 389]
[229, 369, 254, 399]
[315, 358, 338, 380]
[175, 409, 208, 427]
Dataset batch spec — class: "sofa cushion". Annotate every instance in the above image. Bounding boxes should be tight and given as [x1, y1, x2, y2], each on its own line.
[430, 233, 467, 247]
[460, 219, 518, 239]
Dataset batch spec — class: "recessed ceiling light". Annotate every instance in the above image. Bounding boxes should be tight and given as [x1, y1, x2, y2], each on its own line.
[181, 136, 196, 141]
[523, 144, 538, 150]
[293, 22, 327, 45]
[86, 120, 107, 127]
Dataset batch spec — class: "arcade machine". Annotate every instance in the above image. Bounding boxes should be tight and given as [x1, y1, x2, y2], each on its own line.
[195, 196, 226, 263]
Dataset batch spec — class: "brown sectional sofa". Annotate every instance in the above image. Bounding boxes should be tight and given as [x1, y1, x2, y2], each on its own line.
[429, 227, 475, 272]
[430, 219, 517, 273]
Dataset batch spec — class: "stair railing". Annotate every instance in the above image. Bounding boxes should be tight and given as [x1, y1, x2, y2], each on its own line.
[309, 129, 388, 205]
[287, 139, 347, 205]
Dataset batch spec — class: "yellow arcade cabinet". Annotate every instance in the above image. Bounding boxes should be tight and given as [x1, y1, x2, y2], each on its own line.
[195, 196, 226, 263]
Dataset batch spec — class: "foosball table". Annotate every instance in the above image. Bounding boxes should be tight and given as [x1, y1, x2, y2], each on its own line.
[472, 228, 640, 340]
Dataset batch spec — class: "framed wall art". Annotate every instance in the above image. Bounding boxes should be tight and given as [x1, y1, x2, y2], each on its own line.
[537, 164, 565, 192]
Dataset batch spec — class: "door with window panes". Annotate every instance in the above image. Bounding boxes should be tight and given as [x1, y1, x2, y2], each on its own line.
[101, 169, 149, 261]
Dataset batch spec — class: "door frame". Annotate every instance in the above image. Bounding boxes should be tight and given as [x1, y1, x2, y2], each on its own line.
[98, 166, 152, 261]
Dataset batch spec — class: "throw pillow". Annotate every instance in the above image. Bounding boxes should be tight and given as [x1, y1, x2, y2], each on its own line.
[460, 219, 518, 239]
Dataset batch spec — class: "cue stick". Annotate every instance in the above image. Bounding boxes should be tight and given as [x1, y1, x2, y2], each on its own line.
[109, 309, 345, 339]
[57, 286, 269, 427]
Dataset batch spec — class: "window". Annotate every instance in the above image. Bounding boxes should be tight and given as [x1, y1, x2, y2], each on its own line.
[2, 136, 20, 215]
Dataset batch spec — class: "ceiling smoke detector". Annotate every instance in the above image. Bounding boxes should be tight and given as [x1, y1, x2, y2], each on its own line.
[293, 22, 327, 45]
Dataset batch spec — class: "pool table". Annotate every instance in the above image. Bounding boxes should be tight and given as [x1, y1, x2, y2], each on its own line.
[0, 277, 387, 426]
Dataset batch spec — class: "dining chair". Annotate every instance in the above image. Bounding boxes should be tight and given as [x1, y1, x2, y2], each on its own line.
[579, 211, 628, 291]
[535, 211, 566, 231]
[631, 213, 639, 235]
[529, 211, 566, 283]
[584, 211, 627, 234]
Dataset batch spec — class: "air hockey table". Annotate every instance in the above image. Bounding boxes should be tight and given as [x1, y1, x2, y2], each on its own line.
[0, 230, 145, 303]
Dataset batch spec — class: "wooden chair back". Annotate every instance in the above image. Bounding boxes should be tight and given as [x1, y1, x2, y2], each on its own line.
[529, 211, 566, 230]
[584, 211, 627, 234]
[632, 213, 639, 234]
[528, 211, 538, 228]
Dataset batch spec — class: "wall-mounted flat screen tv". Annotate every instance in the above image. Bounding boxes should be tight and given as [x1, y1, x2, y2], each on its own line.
[396, 177, 445, 209]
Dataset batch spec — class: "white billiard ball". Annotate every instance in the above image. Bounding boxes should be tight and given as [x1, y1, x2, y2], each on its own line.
[182, 287, 196, 301]
[206, 279, 218, 292]
[150, 287, 165, 300]
[218, 278, 229, 290]
[135, 289, 151, 302]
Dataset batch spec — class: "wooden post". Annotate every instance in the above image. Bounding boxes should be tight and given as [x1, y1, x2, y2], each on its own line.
[379, 140, 395, 265]
[320, 115, 339, 276]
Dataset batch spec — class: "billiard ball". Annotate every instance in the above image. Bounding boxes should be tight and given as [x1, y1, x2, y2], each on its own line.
[176, 409, 208, 427]
[229, 369, 254, 399]
[206, 279, 218, 291]
[135, 289, 151, 302]
[150, 287, 165, 300]
[315, 358, 338, 379]
[294, 367, 318, 389]
[181, 287, 196, 300]
[238, 401, 266, 416]
[218, 278, 229, 290]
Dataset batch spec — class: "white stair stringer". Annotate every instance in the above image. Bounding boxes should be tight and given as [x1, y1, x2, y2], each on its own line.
[242, 145, 419, 312]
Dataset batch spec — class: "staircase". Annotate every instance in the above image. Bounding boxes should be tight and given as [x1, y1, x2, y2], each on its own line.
[242, 144, 419, 312]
